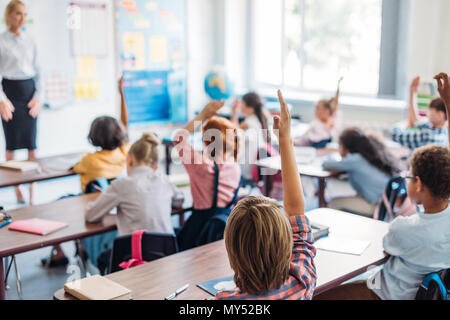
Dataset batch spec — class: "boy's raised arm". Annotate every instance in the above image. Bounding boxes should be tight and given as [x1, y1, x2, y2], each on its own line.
[408, 76, 420, 128]
[118, 76, 129, 132]
[434, 72, 450, 146]
[274, 90, 305, 216]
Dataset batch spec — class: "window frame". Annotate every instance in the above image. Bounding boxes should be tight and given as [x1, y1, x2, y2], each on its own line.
[247, 0, 410, 100]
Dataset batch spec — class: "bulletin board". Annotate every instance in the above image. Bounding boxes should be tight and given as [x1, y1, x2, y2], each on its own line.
[116, 0, 188, 124]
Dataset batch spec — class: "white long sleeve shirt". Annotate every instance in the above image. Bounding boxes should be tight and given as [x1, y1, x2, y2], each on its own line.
[85, 166, 180, 236]
[0, 30, 43, 102]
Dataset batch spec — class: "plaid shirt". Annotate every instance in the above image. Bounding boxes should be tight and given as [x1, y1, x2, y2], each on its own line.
[392, 121, 448, 150]
[215, 215, 317, 300]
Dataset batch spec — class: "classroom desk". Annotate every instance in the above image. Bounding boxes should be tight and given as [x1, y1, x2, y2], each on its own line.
[0, 152, 85, 189]
[0, 193, 191, 300]
[255, 154, 338, 208]
[54, 208, 389, 300]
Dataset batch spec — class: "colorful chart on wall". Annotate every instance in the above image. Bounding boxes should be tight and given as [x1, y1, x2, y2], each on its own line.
[116, 0, 187, 124]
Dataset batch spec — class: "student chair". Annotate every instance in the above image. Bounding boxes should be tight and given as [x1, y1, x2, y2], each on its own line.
[416, 269, 450, 300]
[107, 232, 178, 274]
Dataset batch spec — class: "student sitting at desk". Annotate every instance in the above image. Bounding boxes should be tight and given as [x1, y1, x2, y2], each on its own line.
[215, 90, 317, 300]
[42, 78, 129, 268]
[230, 92, 273, 182]
[294, 77, 343, 149]
[322, 127, 400, 217]
[314, 72, 450, 300]
[84, 133, 181, 274]
[391, 75, 448, 149]
[173, 101, 242, 251]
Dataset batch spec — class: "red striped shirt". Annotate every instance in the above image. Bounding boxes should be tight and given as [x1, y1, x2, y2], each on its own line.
[215, 215, 317, 300]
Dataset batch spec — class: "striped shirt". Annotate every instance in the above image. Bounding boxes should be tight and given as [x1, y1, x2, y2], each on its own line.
[391, 121, 448, 150]
[215, 215, 317, 300]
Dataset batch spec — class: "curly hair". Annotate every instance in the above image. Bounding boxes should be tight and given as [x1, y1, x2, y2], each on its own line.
[410, 145, 450, 199]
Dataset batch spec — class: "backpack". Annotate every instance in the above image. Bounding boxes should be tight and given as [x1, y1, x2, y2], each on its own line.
[119, 230, 148, 270]
[373, 176, 416, 221]
[416, 269, 450, 300]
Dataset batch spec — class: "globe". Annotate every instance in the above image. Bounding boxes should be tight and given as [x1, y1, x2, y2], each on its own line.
[204, 67, 235, 100]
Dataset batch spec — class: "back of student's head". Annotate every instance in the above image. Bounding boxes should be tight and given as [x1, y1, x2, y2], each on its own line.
[339, 127, 400, 177]
[224, 196, 293, 295]
[409, 145, 450, 200]
[88, 116, 126, 151]
[129, 133, 160, 166]
[202, 116, 240, 162]
[242, 92, 270, 142]
[429, 97, 447, 120]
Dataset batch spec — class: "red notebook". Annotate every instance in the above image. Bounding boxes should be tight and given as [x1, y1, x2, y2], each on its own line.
[8, 218, 68, 236]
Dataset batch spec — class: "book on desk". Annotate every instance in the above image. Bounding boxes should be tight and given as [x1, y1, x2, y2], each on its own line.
[0, 160, 40, 172]
[64, 275, 132, 300]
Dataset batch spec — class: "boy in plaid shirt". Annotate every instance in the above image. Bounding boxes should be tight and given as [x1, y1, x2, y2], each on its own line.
[215, 90, 317, 300]
[392, 76, 448, 149]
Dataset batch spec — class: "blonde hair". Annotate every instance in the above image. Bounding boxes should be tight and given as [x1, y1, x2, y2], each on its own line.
[224, 196, 293, 295]
[4, 0, 24, 28]
[128, 133, 160, 166]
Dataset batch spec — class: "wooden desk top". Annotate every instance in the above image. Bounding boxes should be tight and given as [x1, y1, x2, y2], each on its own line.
[54, 208, 389, 300]
[0, 152, 85, 188]
[0, 193, 116, 258]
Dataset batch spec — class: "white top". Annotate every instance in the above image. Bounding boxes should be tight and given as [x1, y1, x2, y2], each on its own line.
[0, 30, 42, 102]
[85, 166, 180, 236]
[369, 204, 450, 300]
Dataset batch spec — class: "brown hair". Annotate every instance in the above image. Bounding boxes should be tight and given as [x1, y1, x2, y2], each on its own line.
[4, 0, 24, 28]
[242, 92, 270, 143]
[410, 145, 450, 199]
[88, 116, 127, 151]
[339, 127, 400, 176]
[429, 98, 447, 120]
[128, 133, 160, 166]
[317, 98, 337, 116]
[224, 196, 293, 295]
[202, 116, 240, 162]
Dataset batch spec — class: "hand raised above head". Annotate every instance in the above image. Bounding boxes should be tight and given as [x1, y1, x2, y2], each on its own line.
[273, 90, 291, 140]
[200, 100, 224, 120]
[410, 75, 420, 92]
[434, 73, 450, 103]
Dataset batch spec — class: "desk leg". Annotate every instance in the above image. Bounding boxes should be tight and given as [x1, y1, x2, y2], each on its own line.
[0, 257, 5, 300]
[318, 177, 327, 208]
[165, 144, 172, 175]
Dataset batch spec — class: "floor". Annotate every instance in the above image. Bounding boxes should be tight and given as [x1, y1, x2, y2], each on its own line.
[1, 162, 354, 300]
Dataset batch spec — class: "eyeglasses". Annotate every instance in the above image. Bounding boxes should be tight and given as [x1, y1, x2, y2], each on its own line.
[401, 174, 416, 181]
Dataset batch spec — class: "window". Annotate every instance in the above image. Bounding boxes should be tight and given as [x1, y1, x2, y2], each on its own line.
[251, 0, 383, 96]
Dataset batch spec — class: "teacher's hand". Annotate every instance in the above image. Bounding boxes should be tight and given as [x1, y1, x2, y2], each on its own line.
[0, 99, 15, 122]
[27, 98, 41, 118]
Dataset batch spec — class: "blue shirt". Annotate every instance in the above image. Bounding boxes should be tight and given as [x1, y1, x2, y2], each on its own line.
[370, 204, 450, 300]
[322, 153, 391, 204]
[392, 120, 448, 150]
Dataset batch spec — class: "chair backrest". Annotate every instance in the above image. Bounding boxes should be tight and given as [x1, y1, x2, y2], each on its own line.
[108, 232, 178, 274]
[85, 177, 116, 194]
[194, 211, 230, 248]
[416, 269, 450, 300]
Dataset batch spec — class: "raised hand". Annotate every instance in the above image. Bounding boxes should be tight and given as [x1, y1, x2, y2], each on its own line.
[434, 73, 450, 104]
[200, 100, 224, 120]
[0, 99, 14, 121]
[410, 75, 420, 93]
[273, 90, 291, 140]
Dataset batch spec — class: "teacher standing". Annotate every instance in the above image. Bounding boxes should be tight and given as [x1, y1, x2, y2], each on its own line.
[0, 0, 42, 204]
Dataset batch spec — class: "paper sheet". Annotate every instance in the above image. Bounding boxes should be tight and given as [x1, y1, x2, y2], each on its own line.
[314, 236, 370, 255]
[123, 32, 146, 70]
[150, 35, 168, 63]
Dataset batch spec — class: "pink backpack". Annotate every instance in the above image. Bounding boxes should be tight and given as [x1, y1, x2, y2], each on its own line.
[119, 229, 148, 270]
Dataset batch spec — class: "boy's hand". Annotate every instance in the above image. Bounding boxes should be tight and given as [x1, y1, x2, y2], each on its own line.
[434, 73, 450, 104]
[200, 100, 224, 119]
[274, 90, 291, 140]
[410, 76, 420, 93]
